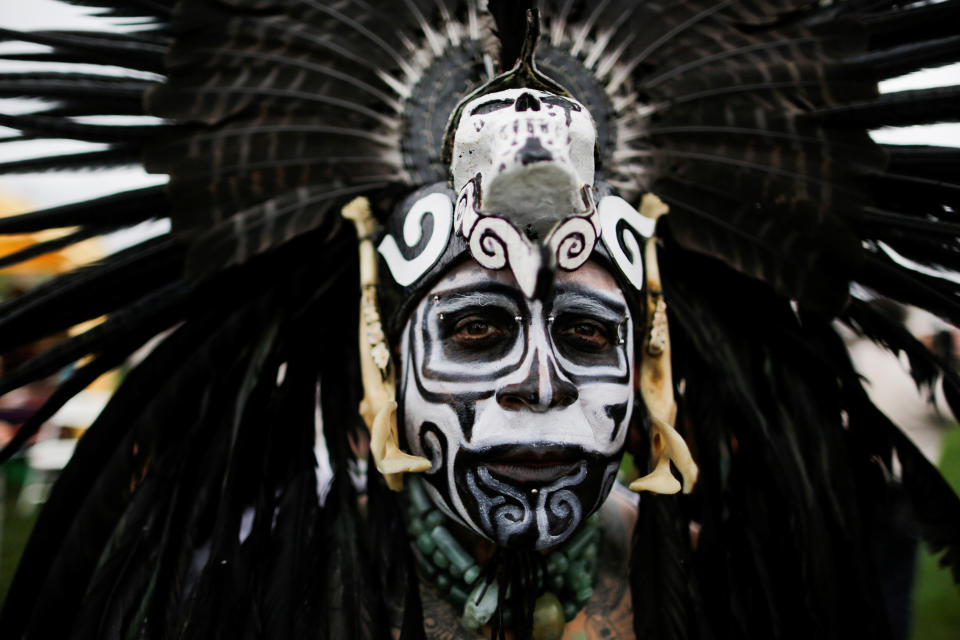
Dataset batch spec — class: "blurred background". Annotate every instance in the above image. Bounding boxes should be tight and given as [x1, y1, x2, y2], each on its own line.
[0, 1, 958, 638]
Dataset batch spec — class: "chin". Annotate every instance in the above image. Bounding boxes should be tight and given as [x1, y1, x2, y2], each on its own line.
[448, 445, 622, 550]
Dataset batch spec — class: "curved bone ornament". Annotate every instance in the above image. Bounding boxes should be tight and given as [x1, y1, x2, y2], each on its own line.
[630, 226, 699, 495]
[342, 197, 431, 491]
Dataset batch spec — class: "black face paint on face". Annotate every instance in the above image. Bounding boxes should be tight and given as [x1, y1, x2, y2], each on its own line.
[455, 447, 620, 549]
[400, 261, 634, 550]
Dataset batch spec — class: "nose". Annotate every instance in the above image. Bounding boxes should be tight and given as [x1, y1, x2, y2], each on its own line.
[496, 356, 578, 412]
[514, 92, 541, 112]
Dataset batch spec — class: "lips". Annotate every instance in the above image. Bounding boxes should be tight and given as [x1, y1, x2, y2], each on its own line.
[477, 444, 584, 485]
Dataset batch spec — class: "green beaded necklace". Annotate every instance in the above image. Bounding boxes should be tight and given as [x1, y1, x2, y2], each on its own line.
[403, 476, 602, 637]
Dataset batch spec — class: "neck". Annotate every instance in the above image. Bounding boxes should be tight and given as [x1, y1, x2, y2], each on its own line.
[402, 476, 603, 637]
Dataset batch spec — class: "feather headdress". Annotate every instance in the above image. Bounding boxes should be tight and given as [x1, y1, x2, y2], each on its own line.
[1, 1, 959, 638]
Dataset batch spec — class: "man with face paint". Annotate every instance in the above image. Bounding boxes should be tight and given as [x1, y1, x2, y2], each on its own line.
[362, 25, 696, 638]
[389, 259, 642, 638]
[6, 2, 959, 639]
[400, 260, 632, 552]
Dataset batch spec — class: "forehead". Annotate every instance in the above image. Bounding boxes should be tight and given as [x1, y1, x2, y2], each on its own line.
[428, 258, 623, 297]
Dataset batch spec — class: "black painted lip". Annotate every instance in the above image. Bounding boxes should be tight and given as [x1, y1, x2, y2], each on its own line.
[474, 444, 585, 485]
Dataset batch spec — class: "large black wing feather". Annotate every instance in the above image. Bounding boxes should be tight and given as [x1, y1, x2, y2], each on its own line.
[1, 3, 960, 640]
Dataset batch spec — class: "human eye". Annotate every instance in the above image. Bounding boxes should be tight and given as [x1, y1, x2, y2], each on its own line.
[447, 311, 513, 350]
[554, 316, 615, 353]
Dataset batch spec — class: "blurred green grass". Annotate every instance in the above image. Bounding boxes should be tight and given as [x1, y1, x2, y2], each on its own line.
[1, 459, 39, 607]
[910, 426, 960, 639]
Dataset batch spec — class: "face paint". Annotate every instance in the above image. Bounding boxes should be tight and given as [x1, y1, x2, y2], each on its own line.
[399, 260, 634, 550]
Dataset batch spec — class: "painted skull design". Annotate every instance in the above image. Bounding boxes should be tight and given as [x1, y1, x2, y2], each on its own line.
[449, 87, 596, 219]
[399, 260, 634, 550]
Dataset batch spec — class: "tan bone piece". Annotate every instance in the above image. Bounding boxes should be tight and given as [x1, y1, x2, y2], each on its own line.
[629, 199, 699, 495]
[342, 197, 431, 491]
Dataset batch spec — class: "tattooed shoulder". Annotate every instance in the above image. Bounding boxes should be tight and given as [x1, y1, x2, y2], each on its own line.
[419, 583, 482, 640]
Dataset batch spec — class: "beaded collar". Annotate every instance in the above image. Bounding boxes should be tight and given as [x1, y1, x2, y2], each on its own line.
[403, 476, 602, 637]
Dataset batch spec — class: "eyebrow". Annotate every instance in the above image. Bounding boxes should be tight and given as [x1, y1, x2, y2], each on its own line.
[432, 282, 523, 311]
[551, 284, 627, 321]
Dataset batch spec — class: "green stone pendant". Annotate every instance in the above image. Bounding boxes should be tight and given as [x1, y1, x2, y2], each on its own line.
[532, 592, 566, 640]
[462, 580, 499, 631]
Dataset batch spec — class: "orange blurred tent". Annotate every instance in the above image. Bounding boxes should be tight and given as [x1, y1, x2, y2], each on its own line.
[0, 192, 102, 276]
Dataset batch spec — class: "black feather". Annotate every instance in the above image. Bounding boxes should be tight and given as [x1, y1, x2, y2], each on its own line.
[849, 34, 960, 80]
[0, 28, 167, 73]
[0, 237, 184, 351]
[0, 185, 169, 233]
[488, 0, 533, 70]
[805, 85, 960, 128]
[0, 146, 141, 174]
[0, 113, 165, 144]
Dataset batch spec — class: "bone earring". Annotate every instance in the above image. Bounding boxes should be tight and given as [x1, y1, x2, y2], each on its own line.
[342, 197, 431, 491]
[629, 207, 699, 495]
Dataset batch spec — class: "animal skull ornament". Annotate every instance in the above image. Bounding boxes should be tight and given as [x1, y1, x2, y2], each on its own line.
[449, 88, 596, 219]
[449, 89, 602, 298]
[398, 260, 634, 550]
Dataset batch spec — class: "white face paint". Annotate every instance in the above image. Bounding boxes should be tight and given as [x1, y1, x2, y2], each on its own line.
[449, 88, 596, 221]
[399, 260, 634, 550]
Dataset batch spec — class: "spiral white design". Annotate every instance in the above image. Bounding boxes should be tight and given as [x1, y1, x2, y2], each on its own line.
[378, 192, 453, 286]
[468, 216, 541, 297]
[547, 215, 597, 271]
[598, 195, 655, 291]
[473, 467, 534, 545]
[534, 462, 587, 549]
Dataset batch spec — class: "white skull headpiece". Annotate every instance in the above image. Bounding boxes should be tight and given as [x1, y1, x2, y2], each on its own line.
[448, 88, 601, 298]
[450, 88, 596, 220]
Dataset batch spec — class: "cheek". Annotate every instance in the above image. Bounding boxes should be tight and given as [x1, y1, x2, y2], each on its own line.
[578, 380, 634, 445]
[399, 327, 476, 462]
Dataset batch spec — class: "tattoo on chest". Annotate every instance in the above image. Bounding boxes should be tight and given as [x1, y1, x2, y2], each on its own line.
[411, 568, 634, 640]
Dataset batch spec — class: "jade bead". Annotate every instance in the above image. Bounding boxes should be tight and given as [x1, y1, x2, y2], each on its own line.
[435, 573, 451, 593]
[566, 560, 589, 590]
[424, 510, 444, 530]
[430, 526, 472, 574]
[463, 564, 480, 585]
[415, 551, 436, 578]
[406, 476, 433, 514]
[550, 574, 564, 592]
[407, 517, 424, 537]
[416, 531, 436, 555]
[564, 526, 599, 559]
[431, 549, 450, 569]
[583, 543, 597, 562]
[462, 581, 498, 631]
[549, 552, 569, 575]
[449, 585, 468, 608]
[532, 592, 565, 640]
[562, 601, 578, 621]
[575, 585, 594, 605]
